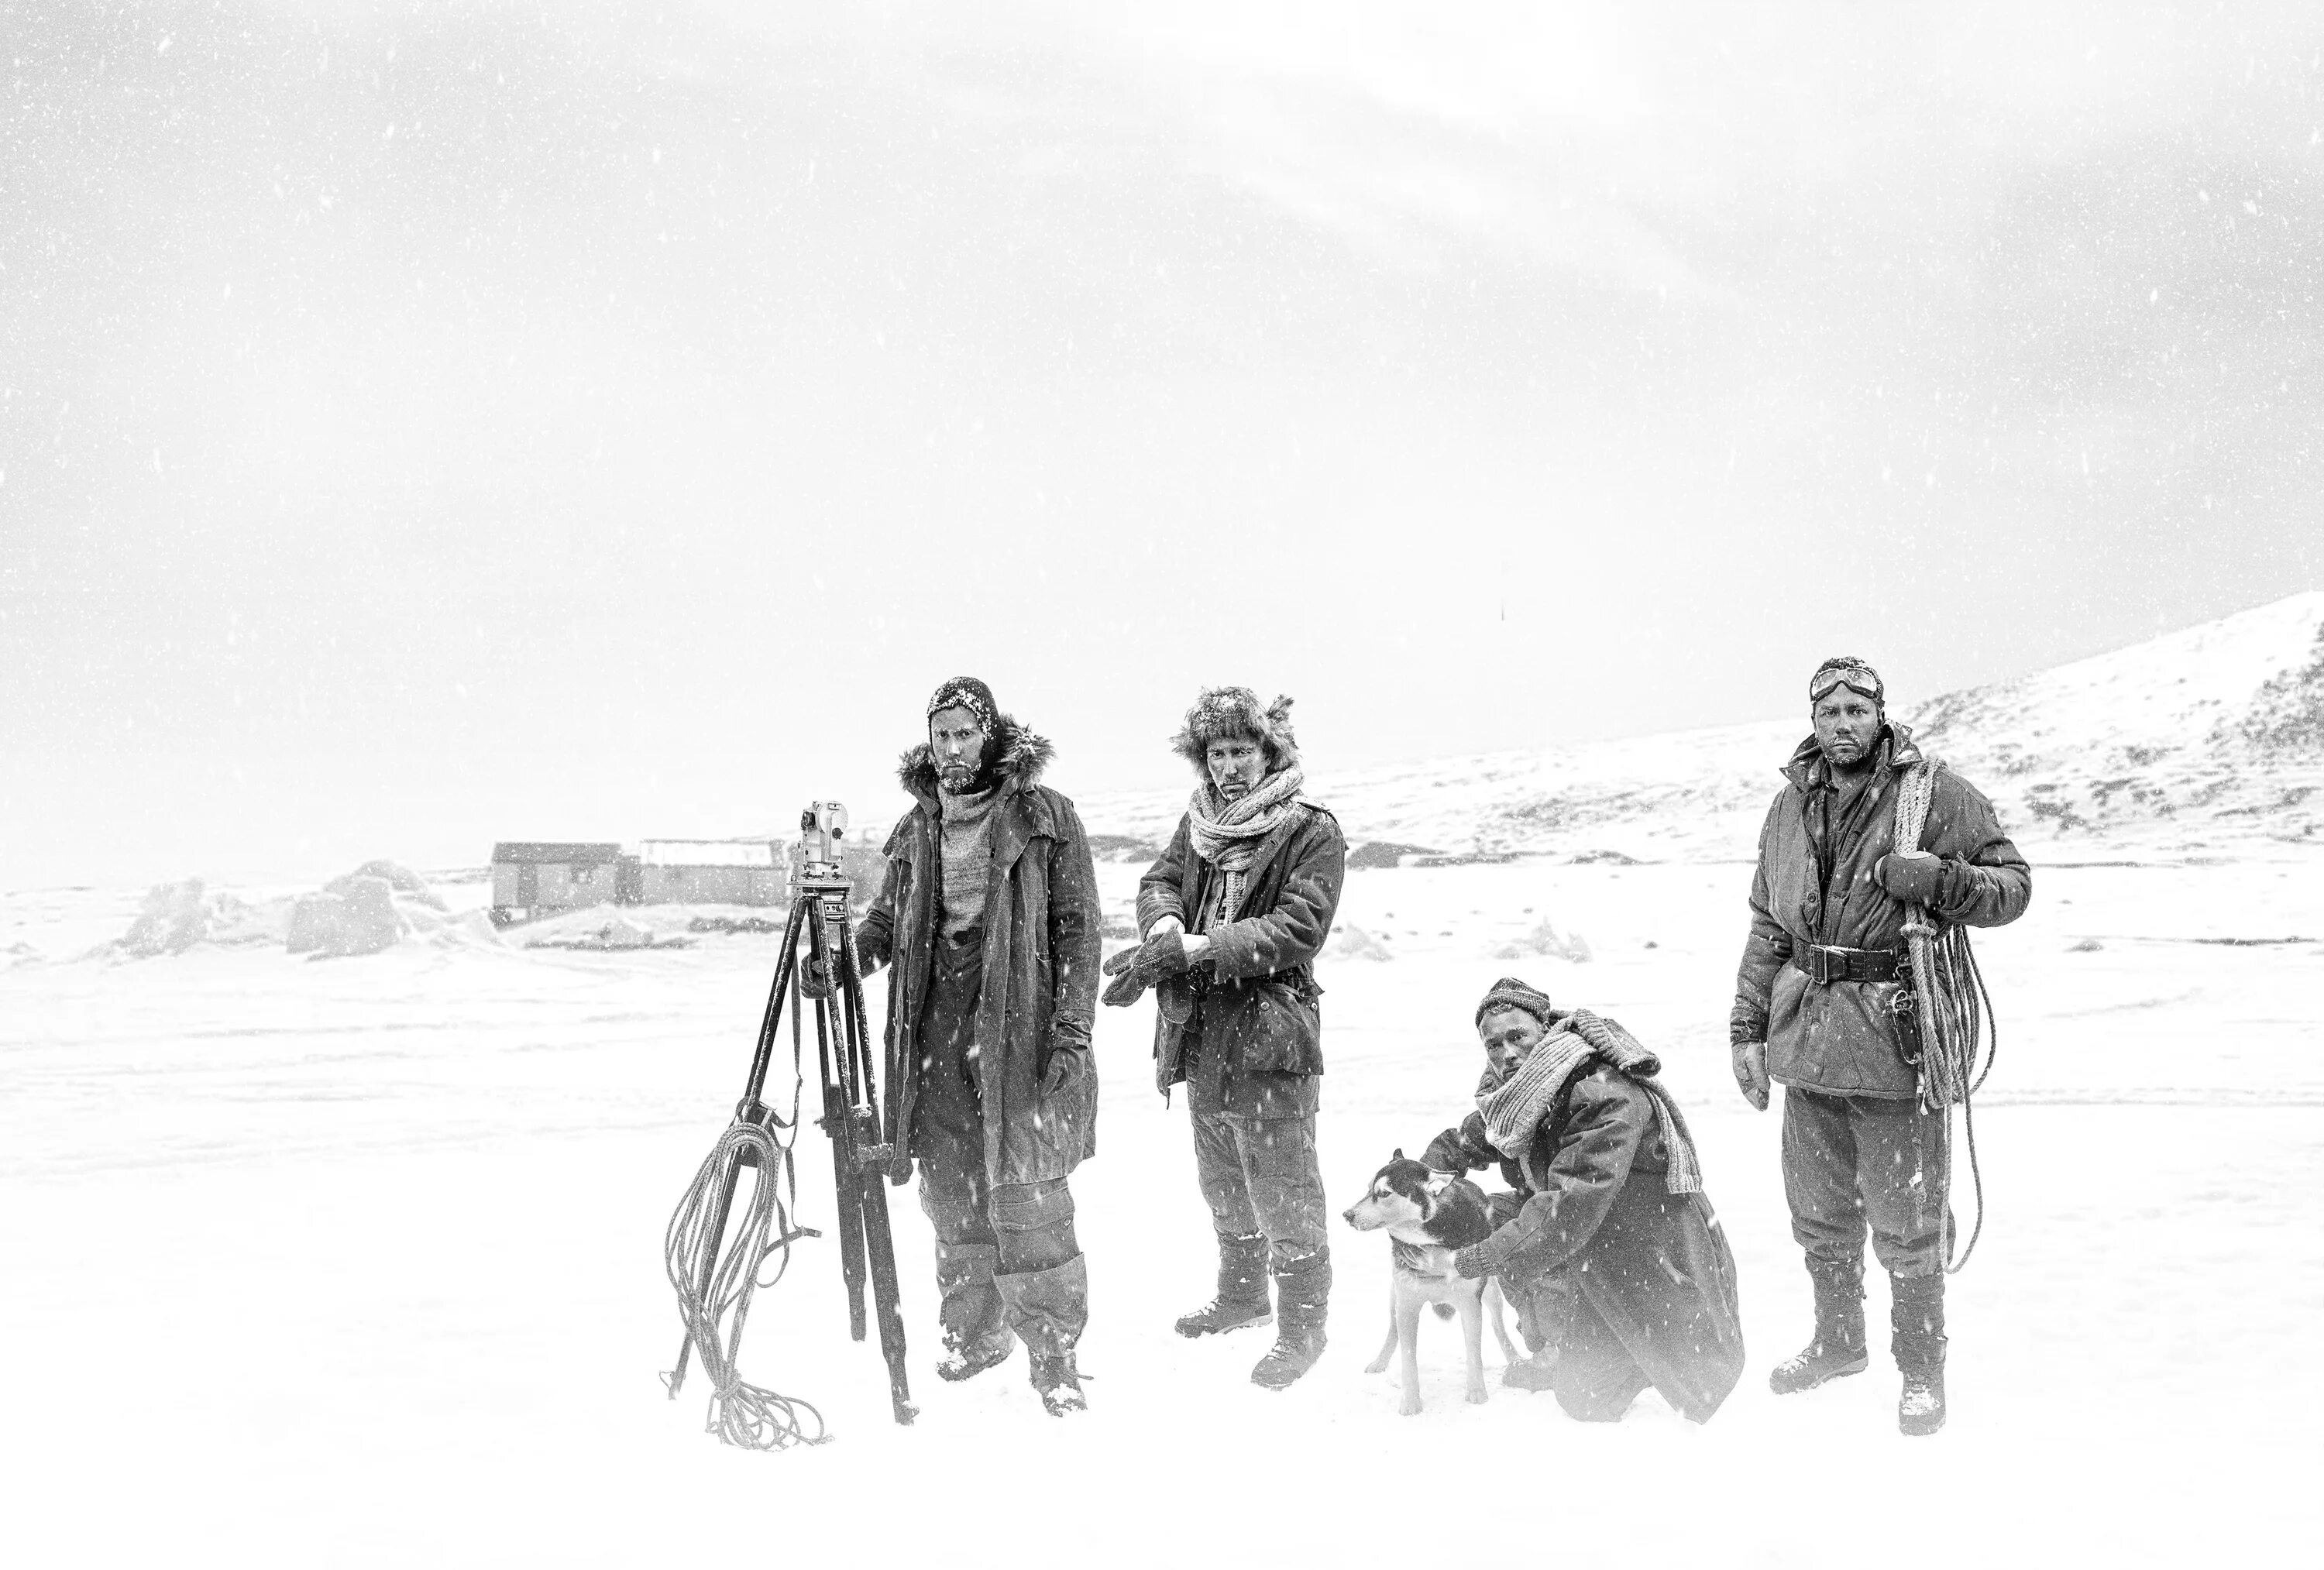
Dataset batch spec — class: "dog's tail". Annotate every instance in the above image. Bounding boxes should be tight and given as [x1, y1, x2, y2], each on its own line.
[1432, 1303, 1456, 1321]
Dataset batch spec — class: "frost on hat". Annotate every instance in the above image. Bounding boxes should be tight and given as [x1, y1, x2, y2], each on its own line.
[1168, 687, 1298, 776]
[926, 676, 999, 730]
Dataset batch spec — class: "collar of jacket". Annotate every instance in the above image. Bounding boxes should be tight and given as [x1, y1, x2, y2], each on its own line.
[896, 716, 1054, 812]
[1781, 720, 1922, 792]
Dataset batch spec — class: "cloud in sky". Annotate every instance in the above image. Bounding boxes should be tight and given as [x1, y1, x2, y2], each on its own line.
[4, 1, 2320, 885]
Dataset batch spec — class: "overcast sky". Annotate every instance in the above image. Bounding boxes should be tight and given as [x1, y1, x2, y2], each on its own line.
[5, 1, 2321, 887]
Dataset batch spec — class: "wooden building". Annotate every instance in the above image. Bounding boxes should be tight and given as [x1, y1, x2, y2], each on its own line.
[635, 840, 785, 906]
[490, 843, 630, 922]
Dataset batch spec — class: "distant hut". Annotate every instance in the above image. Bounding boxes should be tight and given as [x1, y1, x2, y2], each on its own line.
[490, 843, 627, 923]
[637, 840, 785, 906]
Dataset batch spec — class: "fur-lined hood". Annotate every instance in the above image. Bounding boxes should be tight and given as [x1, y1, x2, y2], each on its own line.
[1168, 687, 1299, 778]
[898, 714, 1055, 806]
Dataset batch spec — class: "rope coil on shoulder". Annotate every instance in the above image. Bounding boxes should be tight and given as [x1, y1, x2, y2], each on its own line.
[1893, 758, 1999, 1274]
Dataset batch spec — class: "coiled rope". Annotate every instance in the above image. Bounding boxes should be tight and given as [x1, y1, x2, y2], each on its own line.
[1893, 759, 1999, 1274]
[663, 1115, 828, 1448]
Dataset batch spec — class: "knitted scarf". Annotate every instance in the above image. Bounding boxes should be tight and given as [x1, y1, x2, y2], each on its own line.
[936, 782, 999, 941]
[1184, 764, 1306, 922]
[1477, 1009, 1704, 1195]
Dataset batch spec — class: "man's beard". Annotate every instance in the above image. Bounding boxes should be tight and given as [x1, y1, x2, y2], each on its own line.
[1215, 776, 1252, 802]
[1818, 732, 1876, 773]
[939, 750, 992, 794]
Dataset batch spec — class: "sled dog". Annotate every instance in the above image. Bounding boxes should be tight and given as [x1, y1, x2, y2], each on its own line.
[1342, 1151, 1521, 1415]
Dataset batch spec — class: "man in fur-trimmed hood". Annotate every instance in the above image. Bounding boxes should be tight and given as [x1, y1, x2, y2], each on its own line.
[1105, 686, 1348, 1390]
[855, 676, 1102, 1416]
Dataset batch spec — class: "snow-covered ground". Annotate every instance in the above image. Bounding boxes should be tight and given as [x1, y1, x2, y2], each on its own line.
[5, 852, 2319, 1567]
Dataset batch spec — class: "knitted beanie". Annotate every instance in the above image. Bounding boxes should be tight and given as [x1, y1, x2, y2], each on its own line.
[927, 676, 1000, 730]
[1474, 975, 1559, 1029]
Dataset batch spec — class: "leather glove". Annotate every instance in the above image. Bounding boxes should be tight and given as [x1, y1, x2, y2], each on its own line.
[1451, 1244, 1488, 1280]
[1040, 1042, 1088, 1095]
[1732, 1038, 1770, 1111]
[1875, 850, 1949, 907]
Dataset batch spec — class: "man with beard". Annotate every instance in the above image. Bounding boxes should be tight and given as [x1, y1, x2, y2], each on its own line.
[1104, 689, 1346, 1390]
[1730, 656, 2030, 1436]
[854, 678, 1102, 1416]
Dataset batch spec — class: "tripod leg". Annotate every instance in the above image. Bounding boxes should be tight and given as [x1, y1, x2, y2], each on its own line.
[666, 1145, 745, 1399]
[858, 1166, 917, 1424]
[827, 1096, 871, 1342]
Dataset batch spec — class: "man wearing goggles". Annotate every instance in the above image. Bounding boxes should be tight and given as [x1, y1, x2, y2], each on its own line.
[1728, 656, 2031, 1435]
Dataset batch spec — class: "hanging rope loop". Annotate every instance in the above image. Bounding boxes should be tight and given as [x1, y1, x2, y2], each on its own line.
[1892, 758, 2000, 1274]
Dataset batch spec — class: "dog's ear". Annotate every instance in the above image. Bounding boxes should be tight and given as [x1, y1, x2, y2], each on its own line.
[1391, 1147, 1404, 1161]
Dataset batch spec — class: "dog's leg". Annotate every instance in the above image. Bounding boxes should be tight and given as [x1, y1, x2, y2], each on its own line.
[1457, 1287, 1489, 1405]
[1394, 1289, 1426, 1417]
[1365, 1281, 1397, 1376]
[1485, 1277, 1521, 1364]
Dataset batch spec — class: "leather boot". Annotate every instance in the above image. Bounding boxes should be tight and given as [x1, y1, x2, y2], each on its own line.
[1030, 1351, 1087, 1417]
[1892, 1273, 1948, 1436]
[1769, 1258, 1869, 1395]
[1175, 1232, 1273, 1338]
[1252, 1256, 1330, 1390]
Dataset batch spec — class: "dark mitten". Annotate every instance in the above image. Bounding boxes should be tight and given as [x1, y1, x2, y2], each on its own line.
[1040, 1043, 1088, 1095]
[1420, 1129, 1473, 1174]
[1140, 929, 1192, 977]
[1101, 945, 1151, 1007]
[1876, 851, 1951, 907]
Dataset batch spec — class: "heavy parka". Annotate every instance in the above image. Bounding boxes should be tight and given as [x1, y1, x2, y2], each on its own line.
[1433, 1059, 1746, 1423]
[856, 723, 1102, 1185]
[1731, 722, 2031, 1099]
[1134, 802, 1346, 1096]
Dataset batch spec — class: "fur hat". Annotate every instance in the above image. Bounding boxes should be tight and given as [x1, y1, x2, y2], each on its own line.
[1168, 687, 1298, 777]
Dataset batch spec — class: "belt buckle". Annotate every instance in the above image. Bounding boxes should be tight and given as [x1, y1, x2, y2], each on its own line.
[1806, 946, 1838, 985]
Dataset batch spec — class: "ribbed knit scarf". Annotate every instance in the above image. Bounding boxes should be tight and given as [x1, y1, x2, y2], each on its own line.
[1184, 764, 1307, 922]
[937, 783, 999, 941]
[1477, 1009, 1704, 1195]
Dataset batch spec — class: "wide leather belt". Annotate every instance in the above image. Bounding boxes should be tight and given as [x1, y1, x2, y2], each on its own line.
[1793, 944, 1904, 985]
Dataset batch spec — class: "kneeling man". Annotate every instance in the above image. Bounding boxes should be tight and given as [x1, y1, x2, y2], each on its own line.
[1428, 977, 1745, 1424]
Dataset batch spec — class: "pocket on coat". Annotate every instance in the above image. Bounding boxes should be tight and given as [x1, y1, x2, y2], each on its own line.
[1216, 979, 1323, 1075]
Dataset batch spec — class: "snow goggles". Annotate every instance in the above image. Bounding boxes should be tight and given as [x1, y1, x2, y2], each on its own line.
[1808, 663, 1884, 704]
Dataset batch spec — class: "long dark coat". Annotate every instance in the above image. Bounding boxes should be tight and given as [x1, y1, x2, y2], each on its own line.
[1731, 721, 2032, 1098]
[1443, 1064, 1746, 1424]
[854, 723, 1102, 1186]
[1133, 800, 1346, 1096]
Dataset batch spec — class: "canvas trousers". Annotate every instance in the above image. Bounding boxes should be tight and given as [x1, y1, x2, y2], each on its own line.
[913, 929, 1087, 1356]
[1184, 1036, 1329, 1275]
[1780, 1086, 1951, 1280]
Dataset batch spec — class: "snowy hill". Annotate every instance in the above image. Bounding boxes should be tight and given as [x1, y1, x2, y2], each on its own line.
[1081, 593, 2324, 862]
